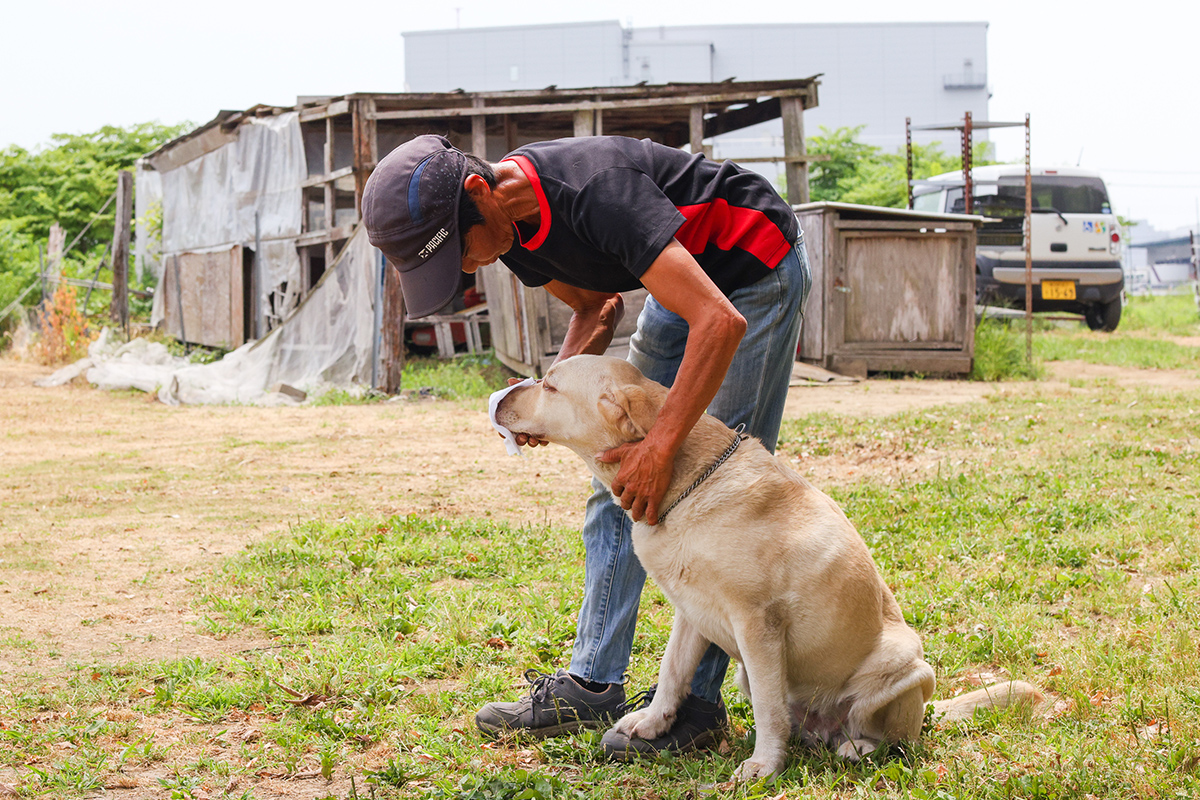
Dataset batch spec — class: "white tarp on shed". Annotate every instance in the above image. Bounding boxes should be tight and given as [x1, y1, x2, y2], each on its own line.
[149, 112, 307, 326]
[42, 226, 383, 405]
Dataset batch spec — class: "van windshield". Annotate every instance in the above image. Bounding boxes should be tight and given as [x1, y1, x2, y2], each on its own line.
[948, 175, 1112, 216]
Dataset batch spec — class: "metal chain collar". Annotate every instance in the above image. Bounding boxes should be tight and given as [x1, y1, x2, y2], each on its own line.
[656, 423, 748, 524]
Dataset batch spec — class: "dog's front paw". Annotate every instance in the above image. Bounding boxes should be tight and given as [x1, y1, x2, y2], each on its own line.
[610, 709, 646, 737]
[732, 755, 784, 782]
[613, 707, 675, 740]
[835, 737, 881, 762]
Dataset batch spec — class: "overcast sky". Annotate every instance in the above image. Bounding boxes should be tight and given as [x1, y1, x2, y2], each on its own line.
[3, 1, 1195, 232]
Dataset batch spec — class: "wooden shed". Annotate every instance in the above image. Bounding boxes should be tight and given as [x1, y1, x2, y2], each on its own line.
[138, 77, 822, 389]
[794, 202, 984, 376]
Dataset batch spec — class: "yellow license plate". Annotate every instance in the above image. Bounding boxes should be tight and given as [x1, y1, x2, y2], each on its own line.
[1041, 280, 1076, 300]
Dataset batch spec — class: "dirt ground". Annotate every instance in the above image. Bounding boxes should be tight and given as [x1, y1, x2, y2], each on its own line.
[2, 354, 1198, 796]
[5, 356, 1200, 677]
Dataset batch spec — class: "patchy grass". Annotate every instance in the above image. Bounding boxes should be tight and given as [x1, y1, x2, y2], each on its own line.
[973, 294, 1200, 377]
[5, 371, 1199, 798]
[401, 352, 514, 401]
[1034, 331, 1200, 371]
[309, 353, 515, 407]
[1119, 293, 1200, 337]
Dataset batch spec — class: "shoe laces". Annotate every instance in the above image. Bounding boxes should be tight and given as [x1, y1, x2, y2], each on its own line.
[617, 684, 657, 715]
[522, 668, 559, 704]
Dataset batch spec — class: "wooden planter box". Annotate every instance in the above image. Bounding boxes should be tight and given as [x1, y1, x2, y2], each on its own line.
[795, 202, 982, 376]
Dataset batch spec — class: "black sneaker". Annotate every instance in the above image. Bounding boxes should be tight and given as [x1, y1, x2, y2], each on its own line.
[599, 686, 728, 761]
[475, 669, 626, 739]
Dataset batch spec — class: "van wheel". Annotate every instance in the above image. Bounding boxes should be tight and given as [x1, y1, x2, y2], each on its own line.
[1085, 298, 1122, 332]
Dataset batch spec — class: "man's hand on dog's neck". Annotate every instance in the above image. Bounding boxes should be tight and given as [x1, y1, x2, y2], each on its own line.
[598, 429, 676, 525]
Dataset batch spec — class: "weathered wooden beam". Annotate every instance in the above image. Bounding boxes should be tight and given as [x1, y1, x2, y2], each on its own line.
[368, 87, 814, 121]
[704, 97, 780, 138]
[504, 116, 518, 153]
[324, 117, 336, 239]
[781, 96, 809, 205]
[47, 223, 65, 281]
[295, 224, 357, 247]
[689, 105, 705, 155]
[301, 165, 355, 188]
[109, 170, 133, 331]
[380, 259, 404, 393]
[573, 109, 596, 137]
[352, 98, 377, 217]
[358, 78, 820, 104]
[144, 124, 238, 173]
[471, 98, 487, 156]
[733, 155, 830, 164]
[298, 99, 351, 123]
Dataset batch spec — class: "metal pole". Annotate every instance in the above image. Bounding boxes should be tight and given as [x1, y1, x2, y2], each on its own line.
[1024, 114, 1033, 365]
[963, 111, 974, 215]
[1190, 229, 1199, 315]
[905, 117, 914, 210]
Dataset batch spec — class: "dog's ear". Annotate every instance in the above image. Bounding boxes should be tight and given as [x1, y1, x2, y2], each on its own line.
[599, 383, 659, 441]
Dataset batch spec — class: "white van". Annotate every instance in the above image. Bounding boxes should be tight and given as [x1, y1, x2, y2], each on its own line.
[913, 166, 1124, 331]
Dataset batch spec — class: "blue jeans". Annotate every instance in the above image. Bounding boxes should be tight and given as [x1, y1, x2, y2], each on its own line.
[568, 237, 812, 702]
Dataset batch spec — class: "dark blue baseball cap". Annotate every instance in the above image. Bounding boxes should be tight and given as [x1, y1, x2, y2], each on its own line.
[363, 135, 467, 318]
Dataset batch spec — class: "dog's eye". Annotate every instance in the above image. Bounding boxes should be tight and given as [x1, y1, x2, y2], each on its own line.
[543, 382, 557, 393]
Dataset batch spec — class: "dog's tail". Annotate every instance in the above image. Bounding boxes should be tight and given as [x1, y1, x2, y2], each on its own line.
[929, 681, 1043, 725]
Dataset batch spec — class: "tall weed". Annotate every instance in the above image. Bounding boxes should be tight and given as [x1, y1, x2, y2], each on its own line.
[35, 283, 96, 365]
[970, 319, 1040, 381]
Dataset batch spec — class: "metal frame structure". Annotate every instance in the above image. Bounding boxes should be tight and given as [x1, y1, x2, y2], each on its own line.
[905, 113, 1035, 361]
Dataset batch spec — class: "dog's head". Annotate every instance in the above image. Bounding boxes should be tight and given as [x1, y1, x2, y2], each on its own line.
[495, 355, 666, 457]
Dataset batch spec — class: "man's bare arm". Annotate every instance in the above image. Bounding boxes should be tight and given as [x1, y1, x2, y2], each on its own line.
[600, 239, 746, 524]
[544, 281, 625, 365]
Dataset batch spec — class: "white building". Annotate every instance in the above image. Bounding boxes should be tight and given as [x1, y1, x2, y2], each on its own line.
[403, 19, 991, 178]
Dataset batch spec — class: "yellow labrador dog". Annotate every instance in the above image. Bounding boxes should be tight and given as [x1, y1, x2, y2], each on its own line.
[495, 355, 1039, 780]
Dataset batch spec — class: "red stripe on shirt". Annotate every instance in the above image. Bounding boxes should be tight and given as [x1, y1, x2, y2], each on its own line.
[503, 155, 551, 250]
[674, 199, 792, 268]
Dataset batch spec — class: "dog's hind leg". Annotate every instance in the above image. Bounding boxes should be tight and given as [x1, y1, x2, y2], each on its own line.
[730, 613, 792, 781]
[835, 681, 927, 761]
[611, 613, 710, 741]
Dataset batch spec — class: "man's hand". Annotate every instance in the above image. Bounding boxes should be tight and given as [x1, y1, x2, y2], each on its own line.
[596, 438, 675, 525]
[500, 376, 548, 448]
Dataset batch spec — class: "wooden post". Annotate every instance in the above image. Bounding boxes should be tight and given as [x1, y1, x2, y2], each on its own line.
[781, 96, 809, 205]
[324, 116, 336, 268]
[110, 170, 133, 331]
[47, 223, 65, 285]
[352, 98, 377, 217]
[471, 98, 487, 157]
[503, 115, 518, 152]
[380, 257, 404, 393]
[689, 104, 704, 155]
[573, 109, 595, 138]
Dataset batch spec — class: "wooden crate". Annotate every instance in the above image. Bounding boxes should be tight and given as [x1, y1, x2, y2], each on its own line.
[796, 202, 981, 376]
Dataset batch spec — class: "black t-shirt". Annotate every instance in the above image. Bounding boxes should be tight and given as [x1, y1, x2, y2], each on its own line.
[498, 137, 799, 297]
